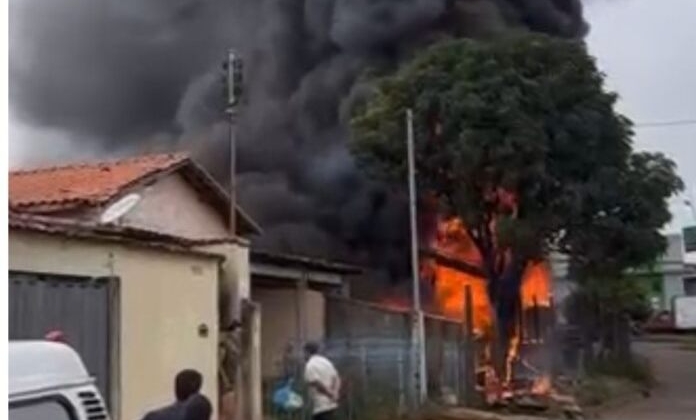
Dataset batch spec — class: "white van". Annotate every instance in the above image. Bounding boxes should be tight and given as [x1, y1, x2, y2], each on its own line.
[9, 341, 110, 420]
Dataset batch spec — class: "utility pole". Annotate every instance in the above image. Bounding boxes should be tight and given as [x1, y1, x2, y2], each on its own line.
[222, 49, 248, 420]
[406, 108, 427, 405]
[224, 49, 243, 236]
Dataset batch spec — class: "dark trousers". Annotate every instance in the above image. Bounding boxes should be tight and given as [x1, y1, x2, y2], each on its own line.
[312, 409, 336, 420]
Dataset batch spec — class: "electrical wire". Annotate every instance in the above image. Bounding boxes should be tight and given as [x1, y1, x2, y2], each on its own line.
[634, 119, 696, 128]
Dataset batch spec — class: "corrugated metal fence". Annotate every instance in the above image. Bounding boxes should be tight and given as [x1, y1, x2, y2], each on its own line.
[8, 272, 114, 407]
[263, 296, 475, 420]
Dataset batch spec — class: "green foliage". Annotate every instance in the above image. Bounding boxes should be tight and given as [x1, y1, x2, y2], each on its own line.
[350, 33, 683, 285]
[565, 275, 651, 327]
[588, 354, 655, 388]
[568, 151, 684, 278]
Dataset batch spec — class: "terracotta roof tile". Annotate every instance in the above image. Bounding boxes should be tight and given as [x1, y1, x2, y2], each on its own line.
[9, 153, 188, 211]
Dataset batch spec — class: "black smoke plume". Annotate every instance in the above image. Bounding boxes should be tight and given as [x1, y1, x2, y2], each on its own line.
[10, 0, 586, 281]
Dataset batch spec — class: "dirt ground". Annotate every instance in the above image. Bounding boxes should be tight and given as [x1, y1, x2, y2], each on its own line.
[602, 338, 696, 420]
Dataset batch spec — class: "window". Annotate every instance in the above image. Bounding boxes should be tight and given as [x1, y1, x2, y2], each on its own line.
[9, 399, 75, 420]
[684, 277, 696, 296]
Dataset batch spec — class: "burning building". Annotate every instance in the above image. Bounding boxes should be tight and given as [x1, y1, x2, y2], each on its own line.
[421, 211, 556, 403]
[11, 0, 586, 405]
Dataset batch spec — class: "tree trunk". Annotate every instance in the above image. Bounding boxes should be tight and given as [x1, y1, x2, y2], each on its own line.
[488, 258, 527, 383]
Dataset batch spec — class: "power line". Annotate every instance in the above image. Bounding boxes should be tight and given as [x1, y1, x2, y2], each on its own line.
[634, 119, 696, 128]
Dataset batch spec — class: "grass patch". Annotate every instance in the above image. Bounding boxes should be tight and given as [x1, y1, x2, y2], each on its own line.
[676, 341, 696, 351]
[575, 375, 640, 407]
[636, 333, 696, 343]
[574, 354, 655, 408]
[587, 354, 655, 388]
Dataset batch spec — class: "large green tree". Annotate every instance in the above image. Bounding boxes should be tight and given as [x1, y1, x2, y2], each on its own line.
[350, 34, 682, 373]
[564, 151, 682, 359]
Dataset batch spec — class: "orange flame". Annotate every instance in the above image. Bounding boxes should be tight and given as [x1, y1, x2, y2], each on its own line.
[426, 215, 554, 396]
[427, 217, 552, 324]
[521, 262, 552, 308]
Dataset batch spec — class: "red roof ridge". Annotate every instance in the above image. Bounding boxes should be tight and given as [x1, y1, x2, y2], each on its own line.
[9, 151, 189, 177]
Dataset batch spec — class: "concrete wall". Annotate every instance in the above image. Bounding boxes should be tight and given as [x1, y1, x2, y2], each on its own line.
[663, 272, 686, 308]
[122, 173, 229, 240]
[9, 231, 220, 420]
[660, 235, 688, 309]
[664, 233, 685, 263]
[251, 288, 325, 378]
[199, 243, 250, 324]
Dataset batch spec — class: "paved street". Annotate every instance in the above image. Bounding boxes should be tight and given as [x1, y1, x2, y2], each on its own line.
[603, 339, 696, 420]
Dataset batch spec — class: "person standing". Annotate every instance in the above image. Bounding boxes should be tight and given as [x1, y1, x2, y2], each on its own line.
[141, 369, 203, 420]
[303, 342, 340, 420]
[183, 394, 213, 420]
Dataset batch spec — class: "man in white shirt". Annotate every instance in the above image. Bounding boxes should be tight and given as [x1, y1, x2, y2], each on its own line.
[303, 342, 341, 420]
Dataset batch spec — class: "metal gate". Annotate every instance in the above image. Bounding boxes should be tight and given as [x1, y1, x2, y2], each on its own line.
[9, 272, 115, 407]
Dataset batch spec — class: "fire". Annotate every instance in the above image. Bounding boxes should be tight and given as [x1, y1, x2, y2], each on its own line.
[428, 262, 492, 333]
[432, 217, 482, 266]
[520, 262, 552, 308]
[425, 215, 554, 399]
[379, 296, 411, 312]
[531, 375, 552, 396]
[426, 217, 552, 324]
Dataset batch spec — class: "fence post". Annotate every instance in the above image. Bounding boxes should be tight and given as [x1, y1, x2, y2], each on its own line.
[456, 325, 463, 404]
[360, 342, 368, 416]
[463, 285, 476, 406]
[532, 296, 540, 343]
[398, 347, 406, 416]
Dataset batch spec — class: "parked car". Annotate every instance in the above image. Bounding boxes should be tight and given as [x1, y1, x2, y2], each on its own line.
[9, 341, 110, 420]
[642, 310, 675, 333]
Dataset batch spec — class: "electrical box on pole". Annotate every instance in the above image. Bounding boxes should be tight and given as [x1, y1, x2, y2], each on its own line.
[222, 51, 243, 108]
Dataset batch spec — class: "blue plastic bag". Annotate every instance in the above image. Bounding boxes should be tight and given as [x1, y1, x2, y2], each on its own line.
[272, 378, 304, 411]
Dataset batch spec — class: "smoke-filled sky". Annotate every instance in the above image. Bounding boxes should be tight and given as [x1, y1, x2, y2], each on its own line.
[8, 0, 589, 277]
[10, 0, 694, 268]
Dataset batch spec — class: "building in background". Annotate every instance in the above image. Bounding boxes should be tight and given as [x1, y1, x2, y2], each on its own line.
[624, 233, 696, 312]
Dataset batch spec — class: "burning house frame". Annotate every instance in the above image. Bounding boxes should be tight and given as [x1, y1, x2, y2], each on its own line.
[420, 215, 556, 405]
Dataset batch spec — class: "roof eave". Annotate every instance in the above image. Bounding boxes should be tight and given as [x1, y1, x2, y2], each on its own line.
[179, 160, 263, 236]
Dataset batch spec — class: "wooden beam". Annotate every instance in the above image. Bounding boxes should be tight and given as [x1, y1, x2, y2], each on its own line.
[420, 248, 486, 278]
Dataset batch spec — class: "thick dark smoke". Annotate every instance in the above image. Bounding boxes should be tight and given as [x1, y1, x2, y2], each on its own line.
[10, 0, 586, 281]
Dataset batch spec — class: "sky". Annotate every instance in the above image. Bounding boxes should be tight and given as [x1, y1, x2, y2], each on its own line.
[584, 0, 696, 235]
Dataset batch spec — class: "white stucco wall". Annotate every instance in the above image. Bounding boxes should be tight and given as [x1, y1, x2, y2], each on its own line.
[9, 231, 220, 420]
[199, 243, 251, 323]
[121, 173, 229, 240]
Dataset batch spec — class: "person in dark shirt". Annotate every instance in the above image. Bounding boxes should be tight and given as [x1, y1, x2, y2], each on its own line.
[183, 394, 212, 420]
[141, 369, 203, 420]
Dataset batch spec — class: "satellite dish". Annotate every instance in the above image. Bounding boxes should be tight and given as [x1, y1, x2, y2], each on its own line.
[100, 193, 141, 224]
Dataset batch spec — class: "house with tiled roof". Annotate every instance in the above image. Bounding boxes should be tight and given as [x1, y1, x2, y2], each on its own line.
[8, 152, 363, 420]
[9, 152, 260, 237]
[8, 152, 263, 420]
